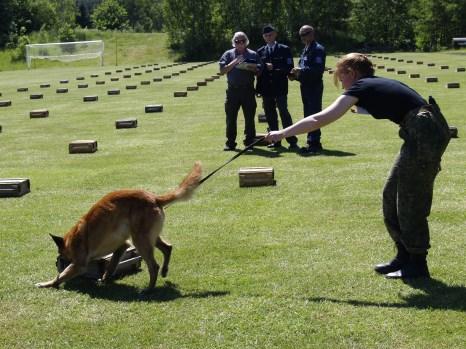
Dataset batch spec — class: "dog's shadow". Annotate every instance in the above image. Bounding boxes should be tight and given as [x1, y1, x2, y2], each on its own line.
[64, 279, 229, 302]
[306, 278, 466, 311]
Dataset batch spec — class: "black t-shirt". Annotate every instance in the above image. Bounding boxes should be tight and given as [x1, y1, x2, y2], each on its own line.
[343, 76, 426, 124]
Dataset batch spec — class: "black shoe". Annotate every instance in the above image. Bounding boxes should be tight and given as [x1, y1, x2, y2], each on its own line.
[223, 145, 236, 151]
[288, 143, 299, 151]
[374, 242, 409, 275]
[385, 253, 430, 279]
[300, 143, 323, 154]
[267, 142, 281, 149]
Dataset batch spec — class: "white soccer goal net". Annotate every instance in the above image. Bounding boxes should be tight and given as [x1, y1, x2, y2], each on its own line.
[25, 40, 104, 68]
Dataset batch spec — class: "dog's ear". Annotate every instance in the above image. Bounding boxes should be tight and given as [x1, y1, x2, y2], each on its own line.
[50, 234, 65, 250]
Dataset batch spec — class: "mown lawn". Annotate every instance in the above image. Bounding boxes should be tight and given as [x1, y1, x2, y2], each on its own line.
[0, 44, 465, 348]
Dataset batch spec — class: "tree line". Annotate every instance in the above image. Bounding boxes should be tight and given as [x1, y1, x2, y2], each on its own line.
[1, 0, 465, 61]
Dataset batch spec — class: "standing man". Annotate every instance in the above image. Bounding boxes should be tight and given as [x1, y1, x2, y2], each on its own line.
[256, 24, 298, 150]
[289, 25, 326, 154]
[219, 31, 262, 151]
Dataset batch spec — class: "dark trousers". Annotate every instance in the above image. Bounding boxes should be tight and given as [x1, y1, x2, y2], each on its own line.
[300, 83, 323, 145]
[263, 94, 298, 145]
[225, 85, 256, 147]
[382, 104, 450, 254]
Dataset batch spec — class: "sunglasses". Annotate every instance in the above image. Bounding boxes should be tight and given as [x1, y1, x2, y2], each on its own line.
[300, 31, 312, 37]
[234, 39, 246, 44]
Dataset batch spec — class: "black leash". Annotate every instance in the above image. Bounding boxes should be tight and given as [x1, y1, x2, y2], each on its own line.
[199, 136, 265, 185]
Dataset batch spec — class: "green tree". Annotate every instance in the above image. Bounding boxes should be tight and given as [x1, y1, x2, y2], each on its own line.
[121, 0, 164, 32]
[411, 0, 466, 51]
[163, 0, 216, 60]
[91, 0, 129, 31]
[350, 0, 415, 50]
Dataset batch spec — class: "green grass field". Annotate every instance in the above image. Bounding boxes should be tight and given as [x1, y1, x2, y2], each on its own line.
[0, 38, 465, 348]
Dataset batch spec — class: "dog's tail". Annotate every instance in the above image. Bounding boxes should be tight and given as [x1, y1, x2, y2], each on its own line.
[156, 161, 202, 207]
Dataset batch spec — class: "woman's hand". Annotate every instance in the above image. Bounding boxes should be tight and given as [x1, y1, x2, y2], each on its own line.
[265, 130, 285, 144]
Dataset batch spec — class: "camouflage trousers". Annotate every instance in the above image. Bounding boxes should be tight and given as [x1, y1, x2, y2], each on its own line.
[382, 98, 451, 254]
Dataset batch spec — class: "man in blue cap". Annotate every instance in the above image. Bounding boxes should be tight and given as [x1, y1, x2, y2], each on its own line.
[289, 25, 326, 154]
[256, 24, 298, 150]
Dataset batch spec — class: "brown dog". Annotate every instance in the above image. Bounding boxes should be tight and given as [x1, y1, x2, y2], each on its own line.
[36, 162, 202, 291]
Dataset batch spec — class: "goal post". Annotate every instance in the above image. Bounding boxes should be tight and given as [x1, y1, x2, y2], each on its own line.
[25, 40, 104, 68]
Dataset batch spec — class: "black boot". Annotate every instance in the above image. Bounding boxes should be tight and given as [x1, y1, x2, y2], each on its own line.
[374, 242, 409, 275]
[385, 253, 430, 279]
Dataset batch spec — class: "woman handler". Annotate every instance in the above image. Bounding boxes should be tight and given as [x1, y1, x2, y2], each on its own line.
[266, 53, 450, 279]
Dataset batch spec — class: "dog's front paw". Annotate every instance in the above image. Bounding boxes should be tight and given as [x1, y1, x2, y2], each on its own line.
[35, 281, 56, 288]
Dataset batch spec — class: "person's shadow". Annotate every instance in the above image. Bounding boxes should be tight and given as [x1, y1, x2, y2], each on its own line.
[63, 279, 229, 303]
[245, 146, 356, 158]
[306, 278, 466, 311]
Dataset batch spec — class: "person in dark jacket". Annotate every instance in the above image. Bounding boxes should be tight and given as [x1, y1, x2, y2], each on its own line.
[266, 53, 450, 279]
[289, 25, 326, 154]
[256, 24, 298, 150]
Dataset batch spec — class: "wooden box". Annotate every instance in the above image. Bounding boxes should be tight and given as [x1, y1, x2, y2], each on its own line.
[110, 77, 119, 81]
[456, 67, 465, 72]
[56, 88, 68, 93]
[78, 83, 88, 88]
[17, 87, 28, 92]
[449, 126, 458, 138]
[76, 76, 85, 80]
[145, 104, 163, 113]
[90, 74, 99, 78]
[0, 178, 30, 197]
[83, 95, 98, 102]
[197, 81, 207, 86]
[446, 82, 460, 88]
[60, 80, 69, 84]
[239, 167, 276, 187]
[409, 74, 420, 78]
[30, 94, 43, 99]
[140, 81, 151, 85]
[116, 118, 137, 129]
[107, 89, 120, 95]
[126, 85, 137, 90]
[174, 91, 188, 97]
[153, 77, 162, 82]
[30, 109, 49, 118]
[56, 246, 142, 280]
[187, 86, 199, 91]
[0, 100, 12, 107]
[40, 83, 50, 88]
[69, 140, 98, 154]
[135, 72, 142, 76]
[426, 77, 438, 83]
[96, 80, 105, 85]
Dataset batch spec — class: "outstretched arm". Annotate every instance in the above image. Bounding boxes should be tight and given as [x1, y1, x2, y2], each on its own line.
[266, 95, 358, 143]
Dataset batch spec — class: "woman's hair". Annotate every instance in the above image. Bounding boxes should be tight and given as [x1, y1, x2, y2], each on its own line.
[231, 32, 250, 47]
[333, 53, 375, 87]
